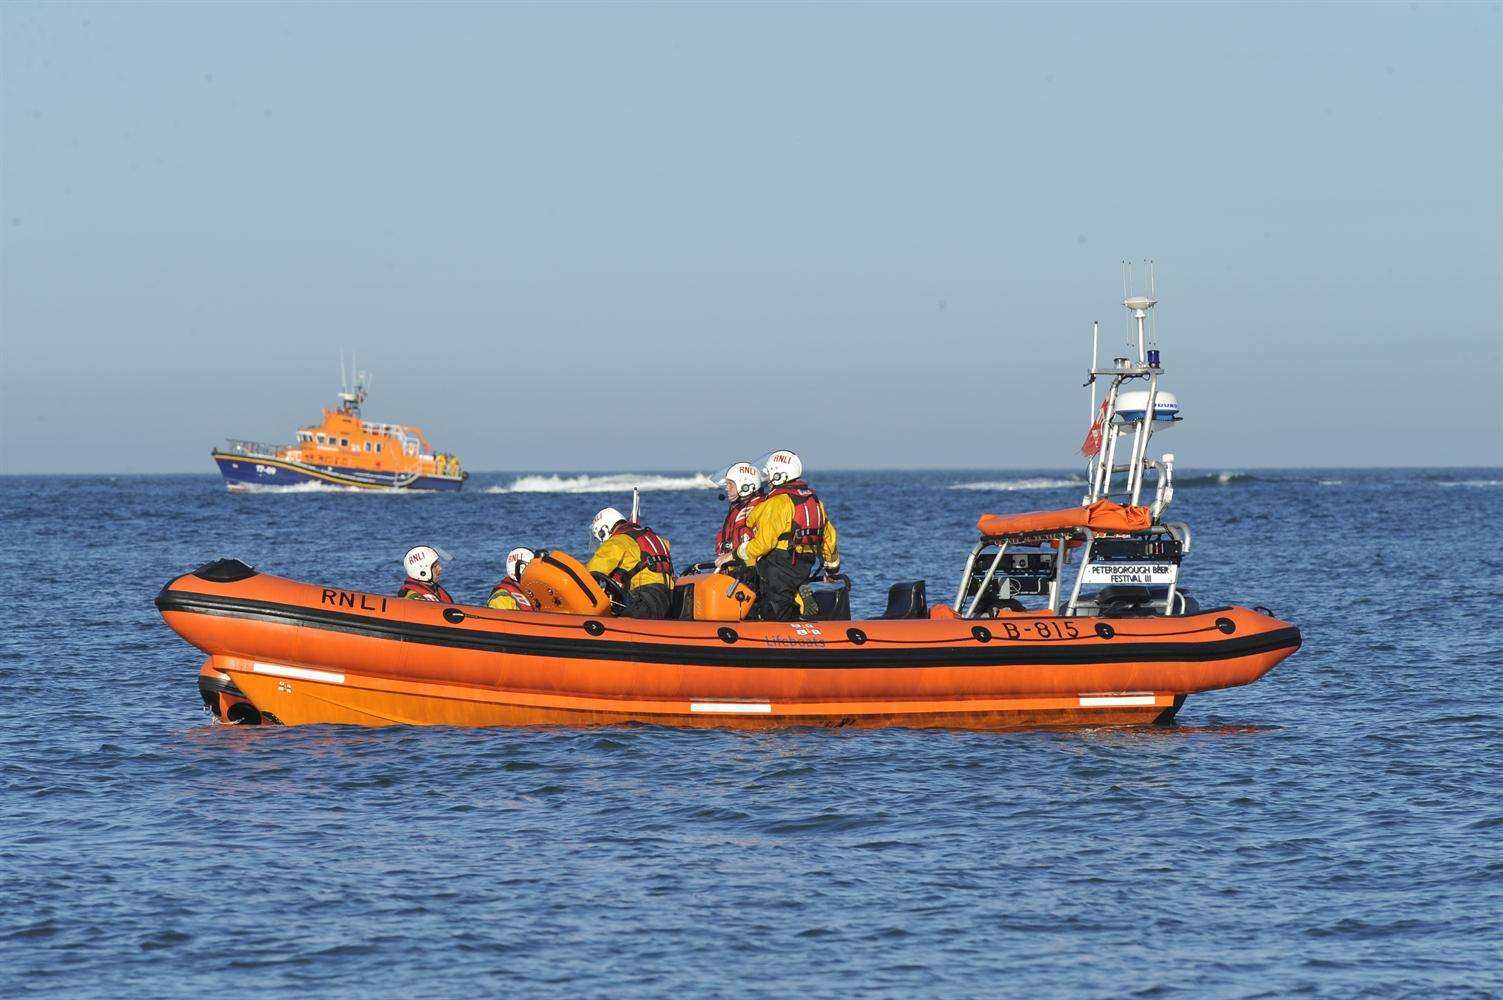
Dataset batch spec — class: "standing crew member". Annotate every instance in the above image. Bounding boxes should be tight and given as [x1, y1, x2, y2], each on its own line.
[487, 547, 536, 611]
[398, 545, 455, 603]
[713, 461, 763, 571]
[738, 451, 840, 620]
[585, 507, 675, 619]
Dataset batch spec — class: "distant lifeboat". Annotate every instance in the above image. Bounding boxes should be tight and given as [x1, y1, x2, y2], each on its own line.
[210, 369, 466, 492]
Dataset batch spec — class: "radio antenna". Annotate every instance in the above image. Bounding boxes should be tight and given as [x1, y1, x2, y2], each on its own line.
[1147, 259, 1157, 346]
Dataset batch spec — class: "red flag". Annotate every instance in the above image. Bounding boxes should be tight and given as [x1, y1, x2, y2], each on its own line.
[1080, 397, 1109, 457]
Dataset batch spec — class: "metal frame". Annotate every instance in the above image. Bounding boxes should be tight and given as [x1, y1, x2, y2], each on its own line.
[953, 267, 1198, 622]
[953, 532, 1071, 618]
[1062, 522, 1189, 616]
[953, 521, 1192, 620]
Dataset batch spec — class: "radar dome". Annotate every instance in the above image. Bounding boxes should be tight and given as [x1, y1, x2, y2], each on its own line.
[1113, 390, 1180, 428]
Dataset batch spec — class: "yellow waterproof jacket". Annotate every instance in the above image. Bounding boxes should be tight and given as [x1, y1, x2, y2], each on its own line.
[586, 531, 674, 590]
[739, 491, 839, 570]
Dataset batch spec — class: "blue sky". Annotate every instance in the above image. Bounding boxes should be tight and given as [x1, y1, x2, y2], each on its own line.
[2, 1, 1499, 473]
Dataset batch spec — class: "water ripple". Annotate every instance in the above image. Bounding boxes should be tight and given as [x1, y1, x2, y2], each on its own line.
[2, 470, 1501, 997]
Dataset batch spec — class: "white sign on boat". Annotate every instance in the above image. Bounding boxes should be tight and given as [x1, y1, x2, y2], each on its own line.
[1080, 563, 1178, 587]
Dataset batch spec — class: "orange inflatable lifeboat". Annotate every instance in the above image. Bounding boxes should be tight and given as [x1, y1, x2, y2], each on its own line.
[163, 553, 1298, 731]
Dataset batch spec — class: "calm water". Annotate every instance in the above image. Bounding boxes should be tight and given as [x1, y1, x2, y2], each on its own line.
[2, 469, 1500, 997]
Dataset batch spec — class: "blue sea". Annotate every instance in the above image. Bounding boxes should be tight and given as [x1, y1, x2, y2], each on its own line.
[2, 469, 1500, 997]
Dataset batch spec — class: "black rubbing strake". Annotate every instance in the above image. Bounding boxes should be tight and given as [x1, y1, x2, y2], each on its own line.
[156, 590, 1300, 671]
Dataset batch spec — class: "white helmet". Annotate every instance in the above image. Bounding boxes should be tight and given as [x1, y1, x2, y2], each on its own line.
[505, 546, 534, 581]
[717, 462, 761, 502]
[757, 450, 803, 488]
[404, 545, 451, 582]
[591, 507, 626, 543]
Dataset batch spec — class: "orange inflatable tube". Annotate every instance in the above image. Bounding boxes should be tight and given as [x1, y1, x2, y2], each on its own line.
[158, 559, 1300, 731]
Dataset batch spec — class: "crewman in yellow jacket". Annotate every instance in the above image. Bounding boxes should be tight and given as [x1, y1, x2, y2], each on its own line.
[585, 507, 675, 619]
[737, 450, 840, 620]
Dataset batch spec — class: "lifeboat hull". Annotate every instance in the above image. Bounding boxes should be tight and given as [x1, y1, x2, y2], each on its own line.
[212, 452, 465, 492]
[196, 659, 274, 725]
[157, 566, 1300, 731]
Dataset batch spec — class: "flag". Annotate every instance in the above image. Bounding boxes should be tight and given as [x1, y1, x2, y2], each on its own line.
[1080, 397, 1109, 457]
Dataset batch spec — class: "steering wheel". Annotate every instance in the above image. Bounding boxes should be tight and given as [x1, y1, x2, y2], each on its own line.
[591, 572, 627, 615]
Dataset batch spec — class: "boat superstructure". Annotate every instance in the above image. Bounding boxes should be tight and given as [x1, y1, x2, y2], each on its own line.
[211, 367, 466, 491]
[953, 261, 1198, 621]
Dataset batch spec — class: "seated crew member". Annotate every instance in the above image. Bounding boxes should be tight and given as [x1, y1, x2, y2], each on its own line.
[487, 547, 536, 611]
[398, 545, 455, 603]
[712, 461, 763, 572]
[738, 450, 840, 621]
[585, 506, 675, 619]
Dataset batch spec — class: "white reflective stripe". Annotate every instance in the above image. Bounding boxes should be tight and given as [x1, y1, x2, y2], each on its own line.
[252, 662, 346, 685]
[1079, 695, 1157, 707]
[690, 702, 773, 714]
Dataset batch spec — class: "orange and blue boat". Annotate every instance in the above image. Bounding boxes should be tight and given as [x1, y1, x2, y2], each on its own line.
[211, 371, 467, 491]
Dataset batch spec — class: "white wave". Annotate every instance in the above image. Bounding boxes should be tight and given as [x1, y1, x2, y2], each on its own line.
[1176, 471, 1255, 487]
[1435, 479, 1503, 488]
[487, 473, 719, 494]
[948, 477, 1083, 492]
[1315, 479, 1345, 487]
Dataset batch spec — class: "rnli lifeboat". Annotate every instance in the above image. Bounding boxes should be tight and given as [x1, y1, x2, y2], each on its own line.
[211, 368, 466, 491]
[164, 549, 1297, 730]
[165, 276, 1300, 730]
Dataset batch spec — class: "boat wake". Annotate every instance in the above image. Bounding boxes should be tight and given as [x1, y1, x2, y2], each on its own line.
[487, 473, 718, 494]
[948, 477, 1084, 492]
[227, 481, 410, 495]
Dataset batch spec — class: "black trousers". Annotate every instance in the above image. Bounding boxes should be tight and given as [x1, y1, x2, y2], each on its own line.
[751, 550, 814, 621]
[624, 583, 673, 619]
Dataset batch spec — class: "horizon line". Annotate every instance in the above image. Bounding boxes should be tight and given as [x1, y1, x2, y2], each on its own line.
[1, 463, 1499, 478]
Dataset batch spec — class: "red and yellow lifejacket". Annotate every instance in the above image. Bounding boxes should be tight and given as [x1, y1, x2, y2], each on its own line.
[398, 578, 454, 603]
[612, 523, 674, 587]
[488, 579, 534, 610]
[715, 496, 762, 556]
[767, 480, 825, 564]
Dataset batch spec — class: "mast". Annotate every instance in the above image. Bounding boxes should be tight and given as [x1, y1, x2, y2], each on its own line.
[1084, 320, 1100, 497]
[1083, 261, 1177, 511]
[337, 365, 369, 417]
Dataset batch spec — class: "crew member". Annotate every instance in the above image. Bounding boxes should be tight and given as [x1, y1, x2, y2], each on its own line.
[398, 545, 455, 603]
[713, 461, 763, 571]
[487, 547, 536, 611]
[585, 507, 675, 619]
[739, 450, 840, 620]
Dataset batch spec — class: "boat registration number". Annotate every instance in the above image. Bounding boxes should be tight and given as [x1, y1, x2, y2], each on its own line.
[1081, 563, 1178, 586]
